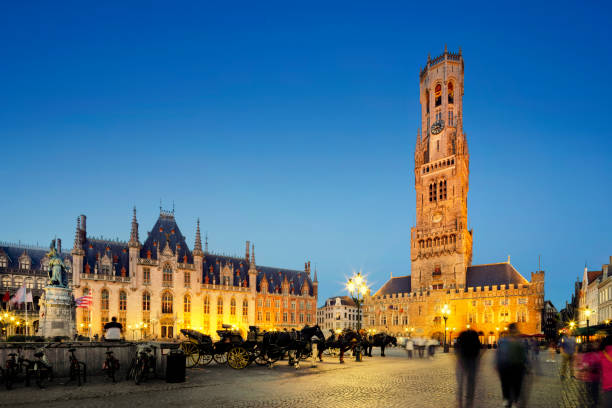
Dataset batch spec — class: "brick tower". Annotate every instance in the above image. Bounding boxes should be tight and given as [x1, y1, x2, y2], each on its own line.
[411, 46, 473, 291]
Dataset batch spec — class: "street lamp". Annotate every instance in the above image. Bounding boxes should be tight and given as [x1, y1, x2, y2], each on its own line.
[346, 271, 369, 362]
[346, 271, 369, 331]
[441, 304, 450, 353]
[585, 307, 592, 344]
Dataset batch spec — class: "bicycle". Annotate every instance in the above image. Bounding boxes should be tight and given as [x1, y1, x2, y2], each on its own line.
[102, 349, 120, 383]
[29, 346, 53, 388]
[127, 344, 156, 385]
[64, 348, 87, 386]
[4, 347, 33, 389]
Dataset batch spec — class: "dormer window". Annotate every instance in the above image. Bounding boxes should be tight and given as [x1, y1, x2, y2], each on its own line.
[19, 253, 31, 270]
[0, 256, 7, 268]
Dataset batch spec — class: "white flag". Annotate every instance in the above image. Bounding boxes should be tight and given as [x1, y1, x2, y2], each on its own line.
[25, 290, 33, 303]
[10, 284, 26, 306]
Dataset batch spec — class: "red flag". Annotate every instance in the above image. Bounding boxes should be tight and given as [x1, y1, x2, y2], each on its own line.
[2, 291, 10, 302]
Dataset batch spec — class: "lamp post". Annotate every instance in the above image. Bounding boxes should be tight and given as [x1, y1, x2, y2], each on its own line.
[346, 271, 369, 362]
[441, 304, 450, 353]
[585, 307, 592, 344]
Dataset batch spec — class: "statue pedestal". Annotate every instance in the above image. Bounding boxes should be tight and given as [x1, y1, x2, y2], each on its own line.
[39, 286, 75, 339]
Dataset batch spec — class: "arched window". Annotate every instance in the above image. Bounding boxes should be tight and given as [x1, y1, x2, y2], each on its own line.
[435, 84, 442, 107]
[142, 291, 150, 311]
[425, 90, 430, 113]
[119, 290, 127, 311]
[203, 296, 210, 314]
[101, 289, 109, 311]
[439, 180, 445, 200]
[2, 276, 10, 288]
[217, 297, 223, 315]
[448, 82, 454, 104]
[184, 294, 191, 313]
[429, 184, 433, 202]
[163, 264, 172, 284]
[242, 299, 248, 317]
[230, 298, 236, 316]
[162, 292, 173, 314]
[25, 278, 34, 290]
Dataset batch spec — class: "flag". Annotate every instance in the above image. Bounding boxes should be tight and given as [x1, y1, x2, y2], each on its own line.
[75, 295, 93, 308]
[25, 290, 33, 303]
[2, 291, 9, 302]
[10, 284, 26, 306]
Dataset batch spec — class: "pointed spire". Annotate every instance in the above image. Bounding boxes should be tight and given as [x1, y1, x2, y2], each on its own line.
[205, 232, 208, 253]
[193, 218, 203, 256]
[129, 207, 140, 248]
[313, 267, 318, 283]
[251, 243, 255, 265]
[72, 216, 84, 255]
[444, 43, 448, 54]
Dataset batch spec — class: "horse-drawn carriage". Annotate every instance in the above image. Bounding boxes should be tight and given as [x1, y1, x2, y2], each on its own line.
[179, 325, 245, 368]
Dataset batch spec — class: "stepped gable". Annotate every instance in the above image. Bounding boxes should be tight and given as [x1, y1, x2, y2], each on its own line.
[83, 239, 129, 276]
[140, 212, 192, 263]
[466, 262, 528, 288]
[374, 275, 412, 296]
[324, 295, 356, 306]
[0, 243, 69, 272]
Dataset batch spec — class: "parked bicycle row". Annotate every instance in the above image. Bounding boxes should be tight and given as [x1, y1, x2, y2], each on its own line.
[0, 343, 158, 389]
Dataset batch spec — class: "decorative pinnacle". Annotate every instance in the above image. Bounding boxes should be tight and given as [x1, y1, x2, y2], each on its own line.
[72, 216, 84, 254]
[129, 206, 140, 247]
[313, 267, 318, 283]
[193, 218, 203, 256]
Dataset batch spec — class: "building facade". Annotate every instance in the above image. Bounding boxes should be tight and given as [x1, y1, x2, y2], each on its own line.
[578, 266, 602, 327]
[316, 296, 362, 334]
[363, 48, 545, 344]
[71, 209, 318, 339]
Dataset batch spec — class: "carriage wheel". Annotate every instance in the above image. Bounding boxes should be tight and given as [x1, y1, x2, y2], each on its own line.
[213, 352, 227, 365]
[227, 347, 249, 370]
[200, 352, 214, 366]
[180, 342, 200, 368]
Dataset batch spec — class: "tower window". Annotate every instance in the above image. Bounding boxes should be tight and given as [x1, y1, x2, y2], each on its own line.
[426, 90, 430, 113]
[435, 84, 442, 107]
[448, 82, 454, 104]
[437, 140, 440, 152]
[449, 111, 454, 126]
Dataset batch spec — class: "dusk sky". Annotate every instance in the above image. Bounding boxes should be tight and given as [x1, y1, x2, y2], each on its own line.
[1, 1, 611, 309]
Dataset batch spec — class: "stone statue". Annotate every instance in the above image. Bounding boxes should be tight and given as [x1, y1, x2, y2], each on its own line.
[47, 239, 68, 288]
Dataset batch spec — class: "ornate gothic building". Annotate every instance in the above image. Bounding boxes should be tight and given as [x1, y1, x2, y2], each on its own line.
[70, 208, 318, 339]
[364, 48, 545, 344]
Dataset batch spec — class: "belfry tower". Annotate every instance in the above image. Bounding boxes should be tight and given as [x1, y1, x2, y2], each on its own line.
[411, 46, 473, 291]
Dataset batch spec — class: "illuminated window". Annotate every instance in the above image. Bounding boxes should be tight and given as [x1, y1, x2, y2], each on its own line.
[435, 84, 442, 107]
[203, 296, 210, 314]
[0, 257, 7, 268]
[184, 294, 191, 313]
[142, 291, 150, 311]
[448, 82, 454, 104]
[230, 298, 236, 316]
[101, 289, 109, 311]
[163, 265, 172, 284]
[184, 271, 191, 287]
[162, 292, 173, 314]
[143, 268, 151, 284]
[119, 290, 127, 311]
[217, 297, 223, 315]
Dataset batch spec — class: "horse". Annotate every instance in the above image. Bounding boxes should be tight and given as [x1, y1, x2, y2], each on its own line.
[364, 333, 398, 357]
[320, 329, 364, 363]
[261, 325, 325, 368]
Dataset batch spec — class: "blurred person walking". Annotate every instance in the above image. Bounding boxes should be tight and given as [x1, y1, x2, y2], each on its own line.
[405, 337, 414, 359]
[559, 333, 577, 379]
[577, 341, 601, 408]
[598, 335, 612, 407]
[455, 328, 481, 408]
[496, 323, 528, 408]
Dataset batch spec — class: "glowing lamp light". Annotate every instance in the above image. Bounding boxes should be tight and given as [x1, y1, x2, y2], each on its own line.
[585, 308, 592, 318]
[466, 324, 471, 329]
[569, 321, 576, 328]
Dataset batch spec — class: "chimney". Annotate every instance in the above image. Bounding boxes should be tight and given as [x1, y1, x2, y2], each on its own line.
[246, 241, 250, 261]
[57, 238, 61, 254]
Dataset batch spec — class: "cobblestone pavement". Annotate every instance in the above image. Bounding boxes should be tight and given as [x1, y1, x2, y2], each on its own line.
[0, 348, 590, 408]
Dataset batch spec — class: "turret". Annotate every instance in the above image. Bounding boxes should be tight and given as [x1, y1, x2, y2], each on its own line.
[193, 219, 203, 284]
[313, 267, 318, 297]
[128, 207, 140, 290]
[248, 243, 257, 295]
[71, 216, 85, 287]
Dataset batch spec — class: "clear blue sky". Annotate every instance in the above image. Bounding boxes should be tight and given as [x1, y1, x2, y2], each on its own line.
[1, 1, 611, 310]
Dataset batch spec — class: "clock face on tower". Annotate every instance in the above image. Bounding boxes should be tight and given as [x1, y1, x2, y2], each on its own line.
[431, 120, 445, 135]
[432, 213, 442, 223]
